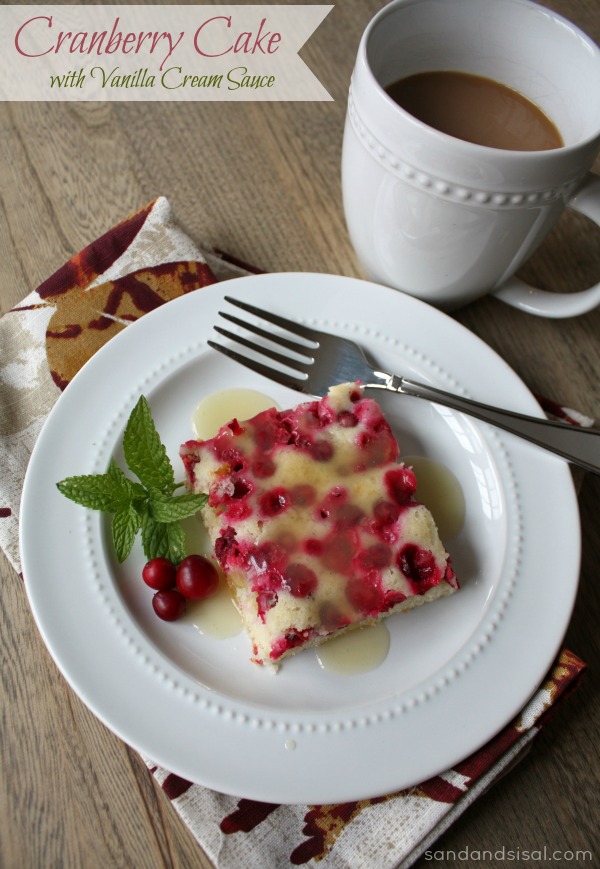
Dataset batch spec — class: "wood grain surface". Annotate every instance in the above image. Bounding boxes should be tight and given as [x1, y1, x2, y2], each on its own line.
[1, 1, 599, 867]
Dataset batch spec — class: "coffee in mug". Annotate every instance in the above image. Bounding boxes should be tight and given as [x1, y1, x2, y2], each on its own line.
[384, 71, 563, 152]
[342, 0, 600, 316]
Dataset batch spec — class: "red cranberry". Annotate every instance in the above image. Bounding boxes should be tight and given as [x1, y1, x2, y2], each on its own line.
[224, 501, 252, 521]
[269, 628, 314, 660]
[176, 554, 219, 600]
[385, 466, 417, 505]
[231, 479, 251, 498]
[152, 589, 186, 621]
[249, 541, 287, 573]
[284, 563, 318, 597]
[398, 544, 439, 591]
[304, 538, 323, 557]
[383, 589, 408, 609]
[142, 557, 176, 591]
[215, 527, 237, 561]
[259, 487, 291, 517]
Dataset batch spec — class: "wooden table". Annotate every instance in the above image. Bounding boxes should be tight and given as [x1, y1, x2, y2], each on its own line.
[1, 1, 598, 866]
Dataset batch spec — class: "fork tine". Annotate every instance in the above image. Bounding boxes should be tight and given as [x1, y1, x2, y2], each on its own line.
[219, 311, 312, 358]
[213, 326, 313, 373]
[224, 296, 320, 343]
[207, 340, 309, 393]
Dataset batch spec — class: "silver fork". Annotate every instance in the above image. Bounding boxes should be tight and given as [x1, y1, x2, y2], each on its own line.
[208, 296, 600, 475]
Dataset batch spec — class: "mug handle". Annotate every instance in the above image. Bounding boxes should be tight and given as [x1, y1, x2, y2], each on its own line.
[493, 173, 600, 318]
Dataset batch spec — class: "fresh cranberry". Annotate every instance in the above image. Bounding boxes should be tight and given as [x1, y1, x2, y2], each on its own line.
[259, 487, 291, 517]
[385, 467, 417, 505]
[142, 557, 177, 591]
[152, 589, 186, 621]
[398, 544, 440, 591]
[176, 554, 219, 600]
[346, 577, 384, 614]
[284, 563, 318, 597]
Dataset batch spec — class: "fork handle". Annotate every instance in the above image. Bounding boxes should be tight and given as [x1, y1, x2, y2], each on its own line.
[382, 375, 600, 475]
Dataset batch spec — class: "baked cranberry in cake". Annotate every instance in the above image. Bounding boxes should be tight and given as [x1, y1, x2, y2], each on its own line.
[180, 383, 458, 666]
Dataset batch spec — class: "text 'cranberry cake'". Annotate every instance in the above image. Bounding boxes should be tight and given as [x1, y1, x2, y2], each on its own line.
[180, 383, 458, 666]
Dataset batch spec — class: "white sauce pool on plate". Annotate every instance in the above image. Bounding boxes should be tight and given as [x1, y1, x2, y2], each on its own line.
[185, 578, 243, 639]
[192, 388, 279, 439]
[315, 623, 391, 675]
[403, 455, 466, 540]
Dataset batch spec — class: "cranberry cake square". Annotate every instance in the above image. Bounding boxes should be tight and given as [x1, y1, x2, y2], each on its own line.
[180, 383, 457, 666]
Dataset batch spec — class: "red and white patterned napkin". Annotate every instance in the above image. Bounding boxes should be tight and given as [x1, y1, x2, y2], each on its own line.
[0, 197, 587, 868]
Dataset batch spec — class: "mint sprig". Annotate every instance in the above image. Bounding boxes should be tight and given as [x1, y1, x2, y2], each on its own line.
[56, 395, 207, 563]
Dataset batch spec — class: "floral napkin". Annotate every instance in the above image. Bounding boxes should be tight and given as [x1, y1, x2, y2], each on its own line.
[1, 197, 587, 868]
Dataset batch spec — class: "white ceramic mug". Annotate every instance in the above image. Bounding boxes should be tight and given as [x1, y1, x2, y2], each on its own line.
[342, 0, 600, 316]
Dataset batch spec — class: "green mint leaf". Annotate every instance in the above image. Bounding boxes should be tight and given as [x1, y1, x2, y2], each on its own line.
[150, 492, 208, 523]
[107, 459, 147, 502]
[56, 396, 203, 567]
[112, 504, 142, 563]
[123, 395, 174, 493]
[57, 473, 130, 512]
[141, 513, 186, 563]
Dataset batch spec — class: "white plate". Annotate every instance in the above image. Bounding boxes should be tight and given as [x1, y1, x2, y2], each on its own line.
[20, 273, 580, 804]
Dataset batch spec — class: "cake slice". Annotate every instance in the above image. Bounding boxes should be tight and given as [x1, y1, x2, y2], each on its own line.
[180, 383, 458, 665]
